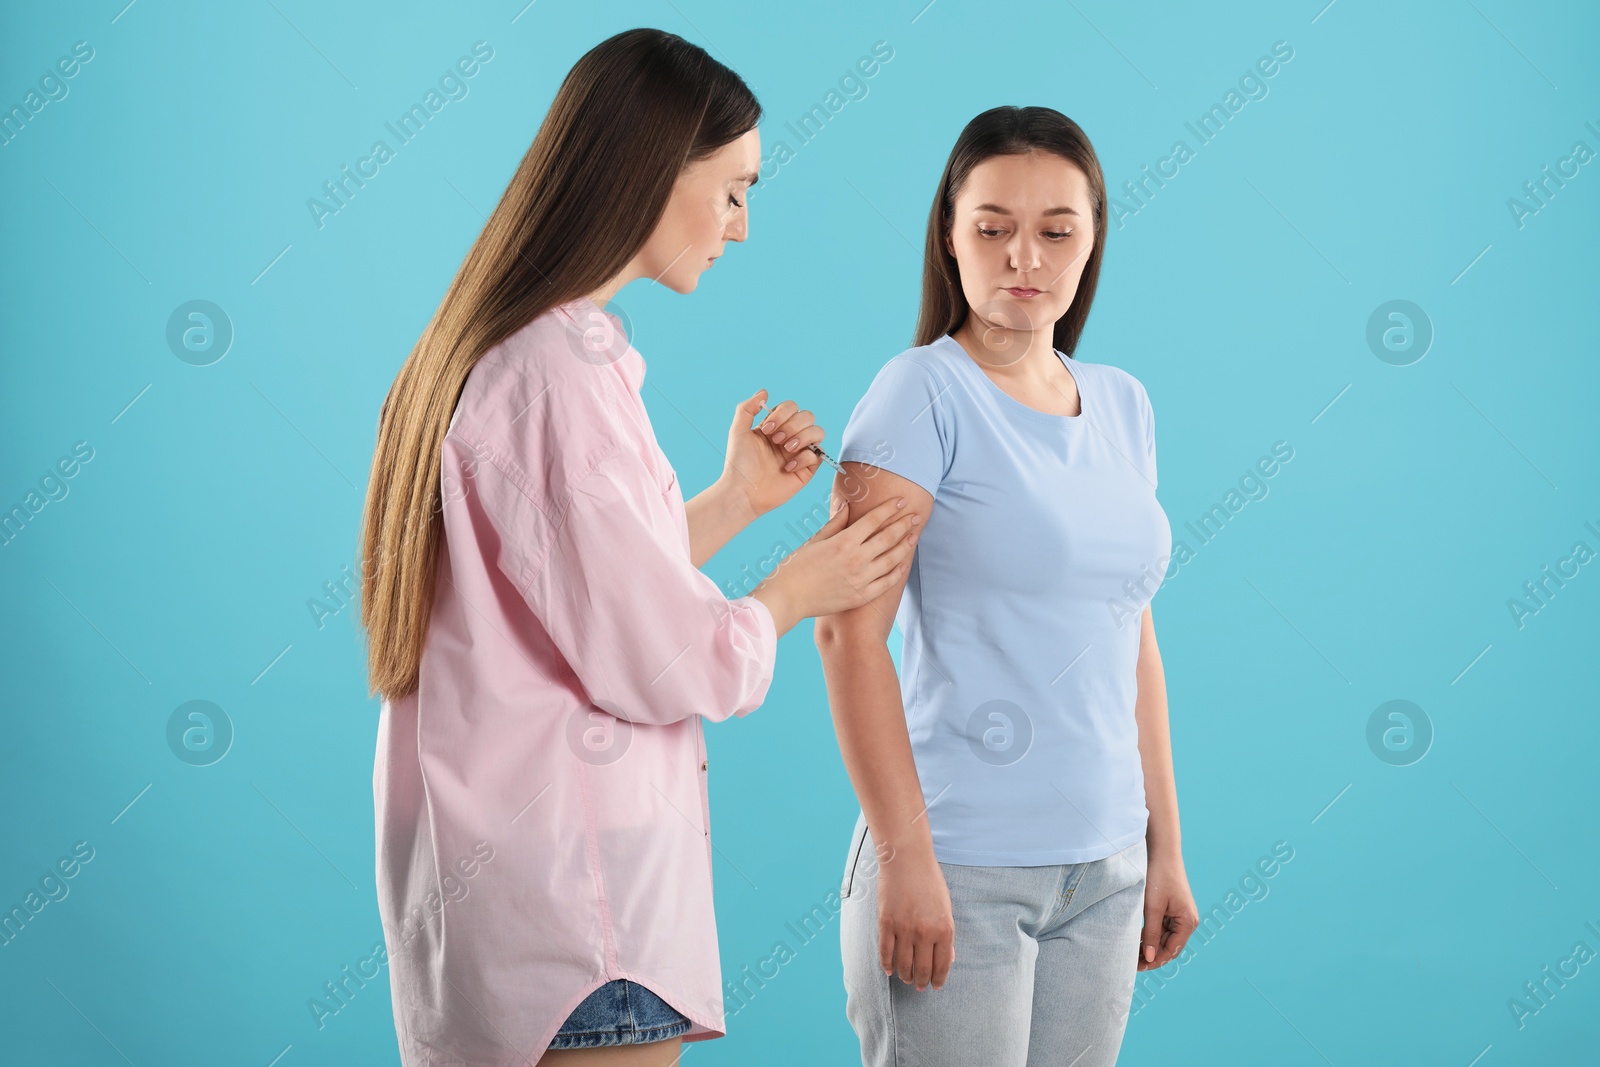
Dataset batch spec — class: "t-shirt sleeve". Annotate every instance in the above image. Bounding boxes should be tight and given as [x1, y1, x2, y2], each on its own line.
[835, 356, 954, 497]
[1140, 382, 1158, 488]
[445, 433, 777, 726]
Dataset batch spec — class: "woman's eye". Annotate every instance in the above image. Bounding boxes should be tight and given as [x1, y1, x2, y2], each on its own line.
[728, 194, 744, 208]
[977, 226, 1073, 239]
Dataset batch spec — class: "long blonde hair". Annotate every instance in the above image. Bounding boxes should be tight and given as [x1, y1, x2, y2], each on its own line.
[358, 28, 761, 701]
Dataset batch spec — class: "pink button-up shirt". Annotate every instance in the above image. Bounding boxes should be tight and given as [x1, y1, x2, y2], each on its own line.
[373, 296, 778, 1064]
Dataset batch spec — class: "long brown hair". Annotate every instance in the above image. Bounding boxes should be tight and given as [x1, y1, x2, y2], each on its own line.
[358, 28, 761, 701]
[914, 106, 1108, 359]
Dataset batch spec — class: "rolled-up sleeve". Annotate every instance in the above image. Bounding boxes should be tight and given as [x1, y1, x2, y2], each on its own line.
[468, 439, 777, 726]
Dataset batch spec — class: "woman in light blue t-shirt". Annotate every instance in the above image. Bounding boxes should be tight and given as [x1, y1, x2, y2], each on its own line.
[817, 106, 1201, 1067]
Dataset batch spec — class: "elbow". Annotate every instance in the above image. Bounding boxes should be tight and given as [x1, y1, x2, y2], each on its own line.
[814, 615, 846, 650]
[590, 654, 773, 729]
[593, 691, 725, 728]
[814, 614, 882, 657]
[587, 692, 691, 728]
[575, 601, 776, 726]
[580, 669, 708, 726]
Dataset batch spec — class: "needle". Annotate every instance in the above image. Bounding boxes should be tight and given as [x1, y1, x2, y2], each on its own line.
[755, 402, 844, 475]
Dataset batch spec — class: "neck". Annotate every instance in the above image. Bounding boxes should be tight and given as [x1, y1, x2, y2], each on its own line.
[951, 315, 1057, 374]
[585, 262, 640, 309]
[585, 279, 625, 308]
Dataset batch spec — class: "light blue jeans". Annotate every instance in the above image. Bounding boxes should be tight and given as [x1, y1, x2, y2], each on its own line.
[840, 818, 1148, 1067]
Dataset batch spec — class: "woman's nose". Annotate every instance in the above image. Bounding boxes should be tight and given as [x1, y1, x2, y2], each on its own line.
[1010, 237, 1041, 270]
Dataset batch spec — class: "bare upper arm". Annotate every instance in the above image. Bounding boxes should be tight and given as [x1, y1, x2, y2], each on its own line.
[813, 460, 935, 647]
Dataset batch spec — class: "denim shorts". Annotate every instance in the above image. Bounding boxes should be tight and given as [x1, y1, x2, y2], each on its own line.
[547, 979, 692, 1050]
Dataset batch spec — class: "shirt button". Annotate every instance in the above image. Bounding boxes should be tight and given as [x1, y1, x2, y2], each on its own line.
[700, 759, 708, 771]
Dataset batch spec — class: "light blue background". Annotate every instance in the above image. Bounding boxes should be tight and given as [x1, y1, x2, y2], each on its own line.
[2, 1, 1596, 1064]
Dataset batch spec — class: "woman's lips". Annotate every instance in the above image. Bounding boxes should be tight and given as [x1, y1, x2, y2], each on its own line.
[1004, 287, 1042, 298]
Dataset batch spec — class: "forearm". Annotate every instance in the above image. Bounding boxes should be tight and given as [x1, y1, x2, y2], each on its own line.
[684, 476, 759, 568]
[1134, 610, 1182, 862]
[817, 638, 936, 861]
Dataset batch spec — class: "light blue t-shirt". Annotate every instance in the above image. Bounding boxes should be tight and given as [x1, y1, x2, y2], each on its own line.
[837, 332, 1172, 866]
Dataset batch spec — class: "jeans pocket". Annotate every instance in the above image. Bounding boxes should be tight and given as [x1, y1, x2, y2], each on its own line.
[840, 820, 869, 900]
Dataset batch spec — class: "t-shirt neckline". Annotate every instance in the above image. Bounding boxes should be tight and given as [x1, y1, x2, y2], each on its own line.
[938, 333, 1087, 425]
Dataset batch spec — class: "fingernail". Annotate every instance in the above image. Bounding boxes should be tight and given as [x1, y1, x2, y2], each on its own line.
[786, 440, 799, 451]
[1144, 946, 1154, 962]
[785, 460, 797, 471]
[762, 421, 774, 432]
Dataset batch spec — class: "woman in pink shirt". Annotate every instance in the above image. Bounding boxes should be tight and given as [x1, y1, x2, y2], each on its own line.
[357, 29, 919, 1067]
